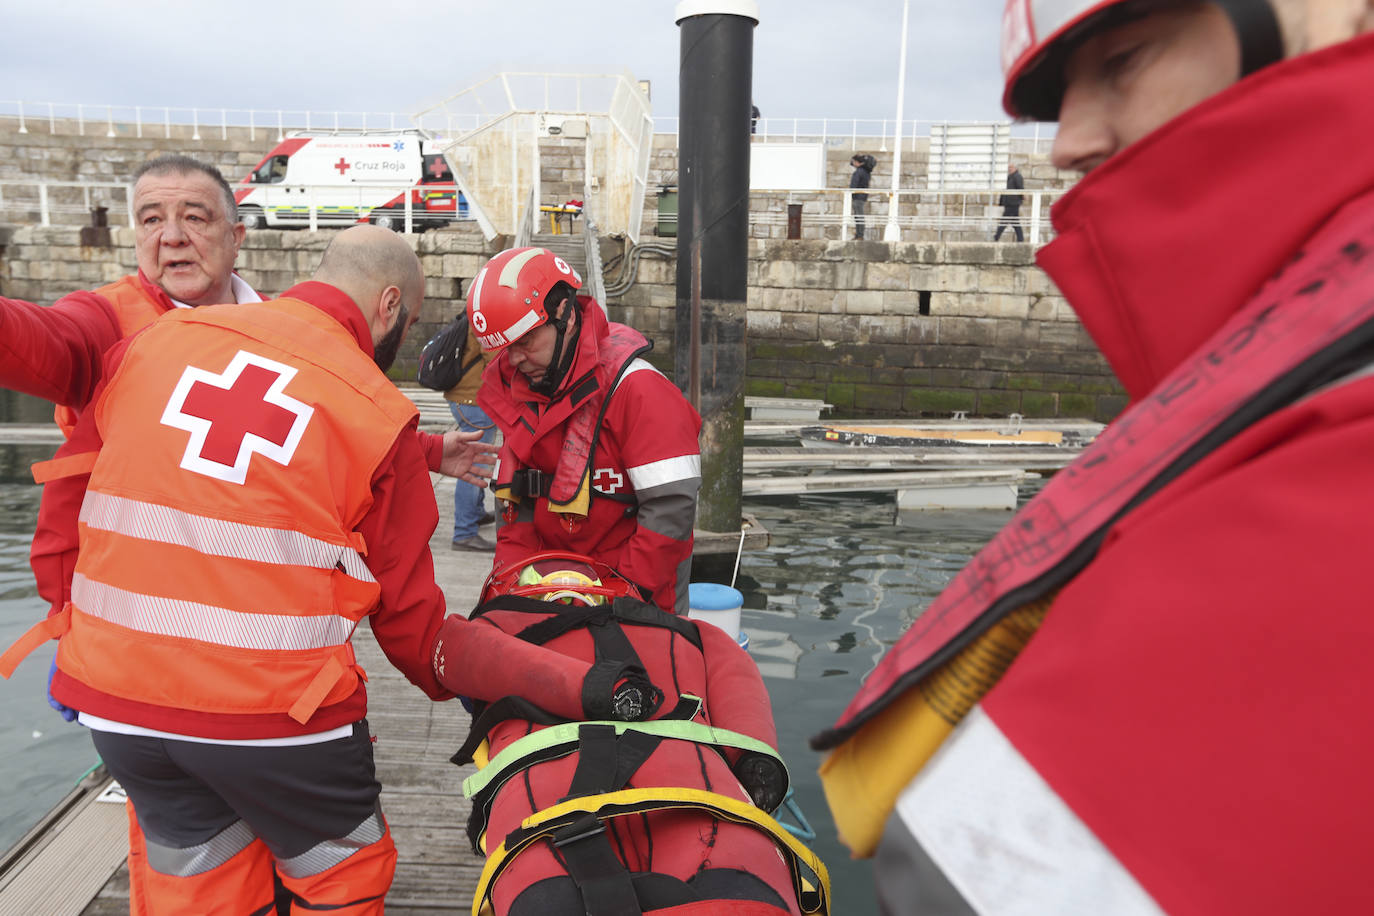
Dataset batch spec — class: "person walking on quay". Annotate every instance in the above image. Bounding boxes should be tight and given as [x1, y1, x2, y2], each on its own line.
[849, 153, 875, 240]
[815, 2, 1374, 914]
[443, 324, 499, 552]
[469, 246, 702, 615]
[993, 161, 1025, 241]
[0, 226, 656, 914]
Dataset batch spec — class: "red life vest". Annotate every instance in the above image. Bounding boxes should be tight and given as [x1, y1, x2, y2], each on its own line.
[484, 309, 652, 519]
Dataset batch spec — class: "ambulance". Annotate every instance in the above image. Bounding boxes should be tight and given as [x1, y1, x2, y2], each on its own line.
[234, 129, 467, 231]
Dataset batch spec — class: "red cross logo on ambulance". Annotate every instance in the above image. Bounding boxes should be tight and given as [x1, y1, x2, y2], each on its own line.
[592, 467, 625, 495]
[160, 350, 314, 485]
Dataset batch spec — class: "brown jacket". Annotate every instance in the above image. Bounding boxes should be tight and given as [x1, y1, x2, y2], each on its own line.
[442, 331, 489, 405]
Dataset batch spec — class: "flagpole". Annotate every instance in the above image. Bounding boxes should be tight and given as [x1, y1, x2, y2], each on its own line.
[884, 0, 910, 242]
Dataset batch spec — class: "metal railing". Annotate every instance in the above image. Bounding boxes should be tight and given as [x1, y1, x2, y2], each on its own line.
[670, 116, 1057, 155]
[702, 186, 1064, 244]
[0, 178, 1063, 243]
[0, 100, 481, 143]
[0, 180, 133, 227]
[1, 99, 1056, 153]
[0, 179, 475, 233]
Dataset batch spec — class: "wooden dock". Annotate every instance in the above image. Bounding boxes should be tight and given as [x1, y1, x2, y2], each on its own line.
[1, 475, 503, 915]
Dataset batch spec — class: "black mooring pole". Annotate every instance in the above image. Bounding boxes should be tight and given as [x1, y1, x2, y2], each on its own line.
[675, 0, 757, 539]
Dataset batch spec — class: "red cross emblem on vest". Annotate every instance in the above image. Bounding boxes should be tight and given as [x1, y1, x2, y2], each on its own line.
[160, 350, 314, 484]
[592, 467, 624, 494]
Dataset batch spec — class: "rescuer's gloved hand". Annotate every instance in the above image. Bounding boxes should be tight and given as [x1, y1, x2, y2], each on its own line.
[733, 750, 788, 812]
[47, 658, 76, 723]
[582, 661, 663, 722]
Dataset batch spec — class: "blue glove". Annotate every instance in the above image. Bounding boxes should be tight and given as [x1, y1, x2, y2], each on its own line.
[47, 658, 76, 723]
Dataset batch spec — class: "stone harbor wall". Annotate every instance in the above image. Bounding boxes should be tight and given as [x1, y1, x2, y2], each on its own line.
[0, 223, 1123, 422]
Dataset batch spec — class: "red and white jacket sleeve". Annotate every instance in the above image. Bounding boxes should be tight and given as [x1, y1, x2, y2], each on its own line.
[609, 370, 702, 615]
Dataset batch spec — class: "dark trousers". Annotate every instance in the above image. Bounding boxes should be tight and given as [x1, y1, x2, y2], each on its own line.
[853, 196, 868, 239]
[994, 208, 1023, 242]
[92, 721, 382, 861]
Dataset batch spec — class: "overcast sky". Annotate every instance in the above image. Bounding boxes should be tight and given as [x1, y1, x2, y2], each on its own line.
[0, 1, 1010, 127]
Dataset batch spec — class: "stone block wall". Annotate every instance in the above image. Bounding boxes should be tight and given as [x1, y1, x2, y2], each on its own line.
[0, 223, 1124, 422]
[609, 237, 1124, 421]
[0, 222, 501, 385]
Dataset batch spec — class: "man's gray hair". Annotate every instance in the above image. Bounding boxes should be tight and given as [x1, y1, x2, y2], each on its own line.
[132, 154, 238, 223]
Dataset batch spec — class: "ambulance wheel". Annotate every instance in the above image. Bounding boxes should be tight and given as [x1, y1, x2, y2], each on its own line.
[371, 209, 404, 232]
[239, 206, 266, 231]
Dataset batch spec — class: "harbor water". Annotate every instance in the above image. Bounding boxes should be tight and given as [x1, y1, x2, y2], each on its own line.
[0, 436, 1025, 913]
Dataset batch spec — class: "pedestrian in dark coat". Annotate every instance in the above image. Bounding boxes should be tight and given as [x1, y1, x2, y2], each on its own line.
[995, 162, 1025, 241]
[850, 154, 875, 240]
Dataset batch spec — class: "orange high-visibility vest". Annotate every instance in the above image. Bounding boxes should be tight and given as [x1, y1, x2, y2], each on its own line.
[56, 297, 416, 733]
[53, 275, 169, 438]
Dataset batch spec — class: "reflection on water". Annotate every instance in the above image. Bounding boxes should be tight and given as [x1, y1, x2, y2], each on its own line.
[0, 445, 100, 853]
[735, 491, 1017, 915]
[0, 439, 1019, 910]
[0, 390, 53, 425]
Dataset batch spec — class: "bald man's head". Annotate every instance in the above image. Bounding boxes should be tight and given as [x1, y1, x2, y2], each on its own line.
[315, 225, 425, 371]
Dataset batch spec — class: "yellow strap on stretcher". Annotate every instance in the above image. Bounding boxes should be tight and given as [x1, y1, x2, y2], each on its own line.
[472, 786, 831, 916]
[818, 594, 1053, 857]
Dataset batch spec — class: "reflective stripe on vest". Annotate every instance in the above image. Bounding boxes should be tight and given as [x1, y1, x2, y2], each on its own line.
[472, 787, 831, 916]
[81, 491, 375, 584]
[71, 573, 356, 652]
[894, 707, 1164, 915]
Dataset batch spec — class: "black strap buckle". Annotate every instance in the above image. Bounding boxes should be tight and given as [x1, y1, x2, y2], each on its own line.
[512, 468, 550, 499]
[553, 814, 606, 849]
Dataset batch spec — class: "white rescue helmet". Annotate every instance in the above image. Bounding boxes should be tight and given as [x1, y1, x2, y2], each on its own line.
[466, 247, 583, 353]
[1001, 0, 1285, 121]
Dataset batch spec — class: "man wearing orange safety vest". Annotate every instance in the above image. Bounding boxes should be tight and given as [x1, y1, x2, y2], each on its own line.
[0, 226, 658, 914]
[813, 2, 1374, 914]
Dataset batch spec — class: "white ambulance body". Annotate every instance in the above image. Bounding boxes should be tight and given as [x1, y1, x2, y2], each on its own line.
[234, 129, 467, 231]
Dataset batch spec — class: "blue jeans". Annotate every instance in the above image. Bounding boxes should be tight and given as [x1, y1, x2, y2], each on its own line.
[450, 403, 497, 540]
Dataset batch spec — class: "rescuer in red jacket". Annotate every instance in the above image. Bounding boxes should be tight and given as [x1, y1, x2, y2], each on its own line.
[813, 3, 1374, 915]
[469, 247, 703, 614]
[1, 226, 656, 914]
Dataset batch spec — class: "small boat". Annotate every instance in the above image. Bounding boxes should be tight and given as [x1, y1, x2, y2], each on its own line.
[799, 416, 1102, 449]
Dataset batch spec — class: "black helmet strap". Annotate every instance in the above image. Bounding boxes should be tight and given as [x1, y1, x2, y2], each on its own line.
[1209, 0, 1284, 78]
[530, 286, 581, 396]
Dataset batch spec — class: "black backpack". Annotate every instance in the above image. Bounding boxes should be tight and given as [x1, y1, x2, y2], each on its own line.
[417, 316, 483, 391]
